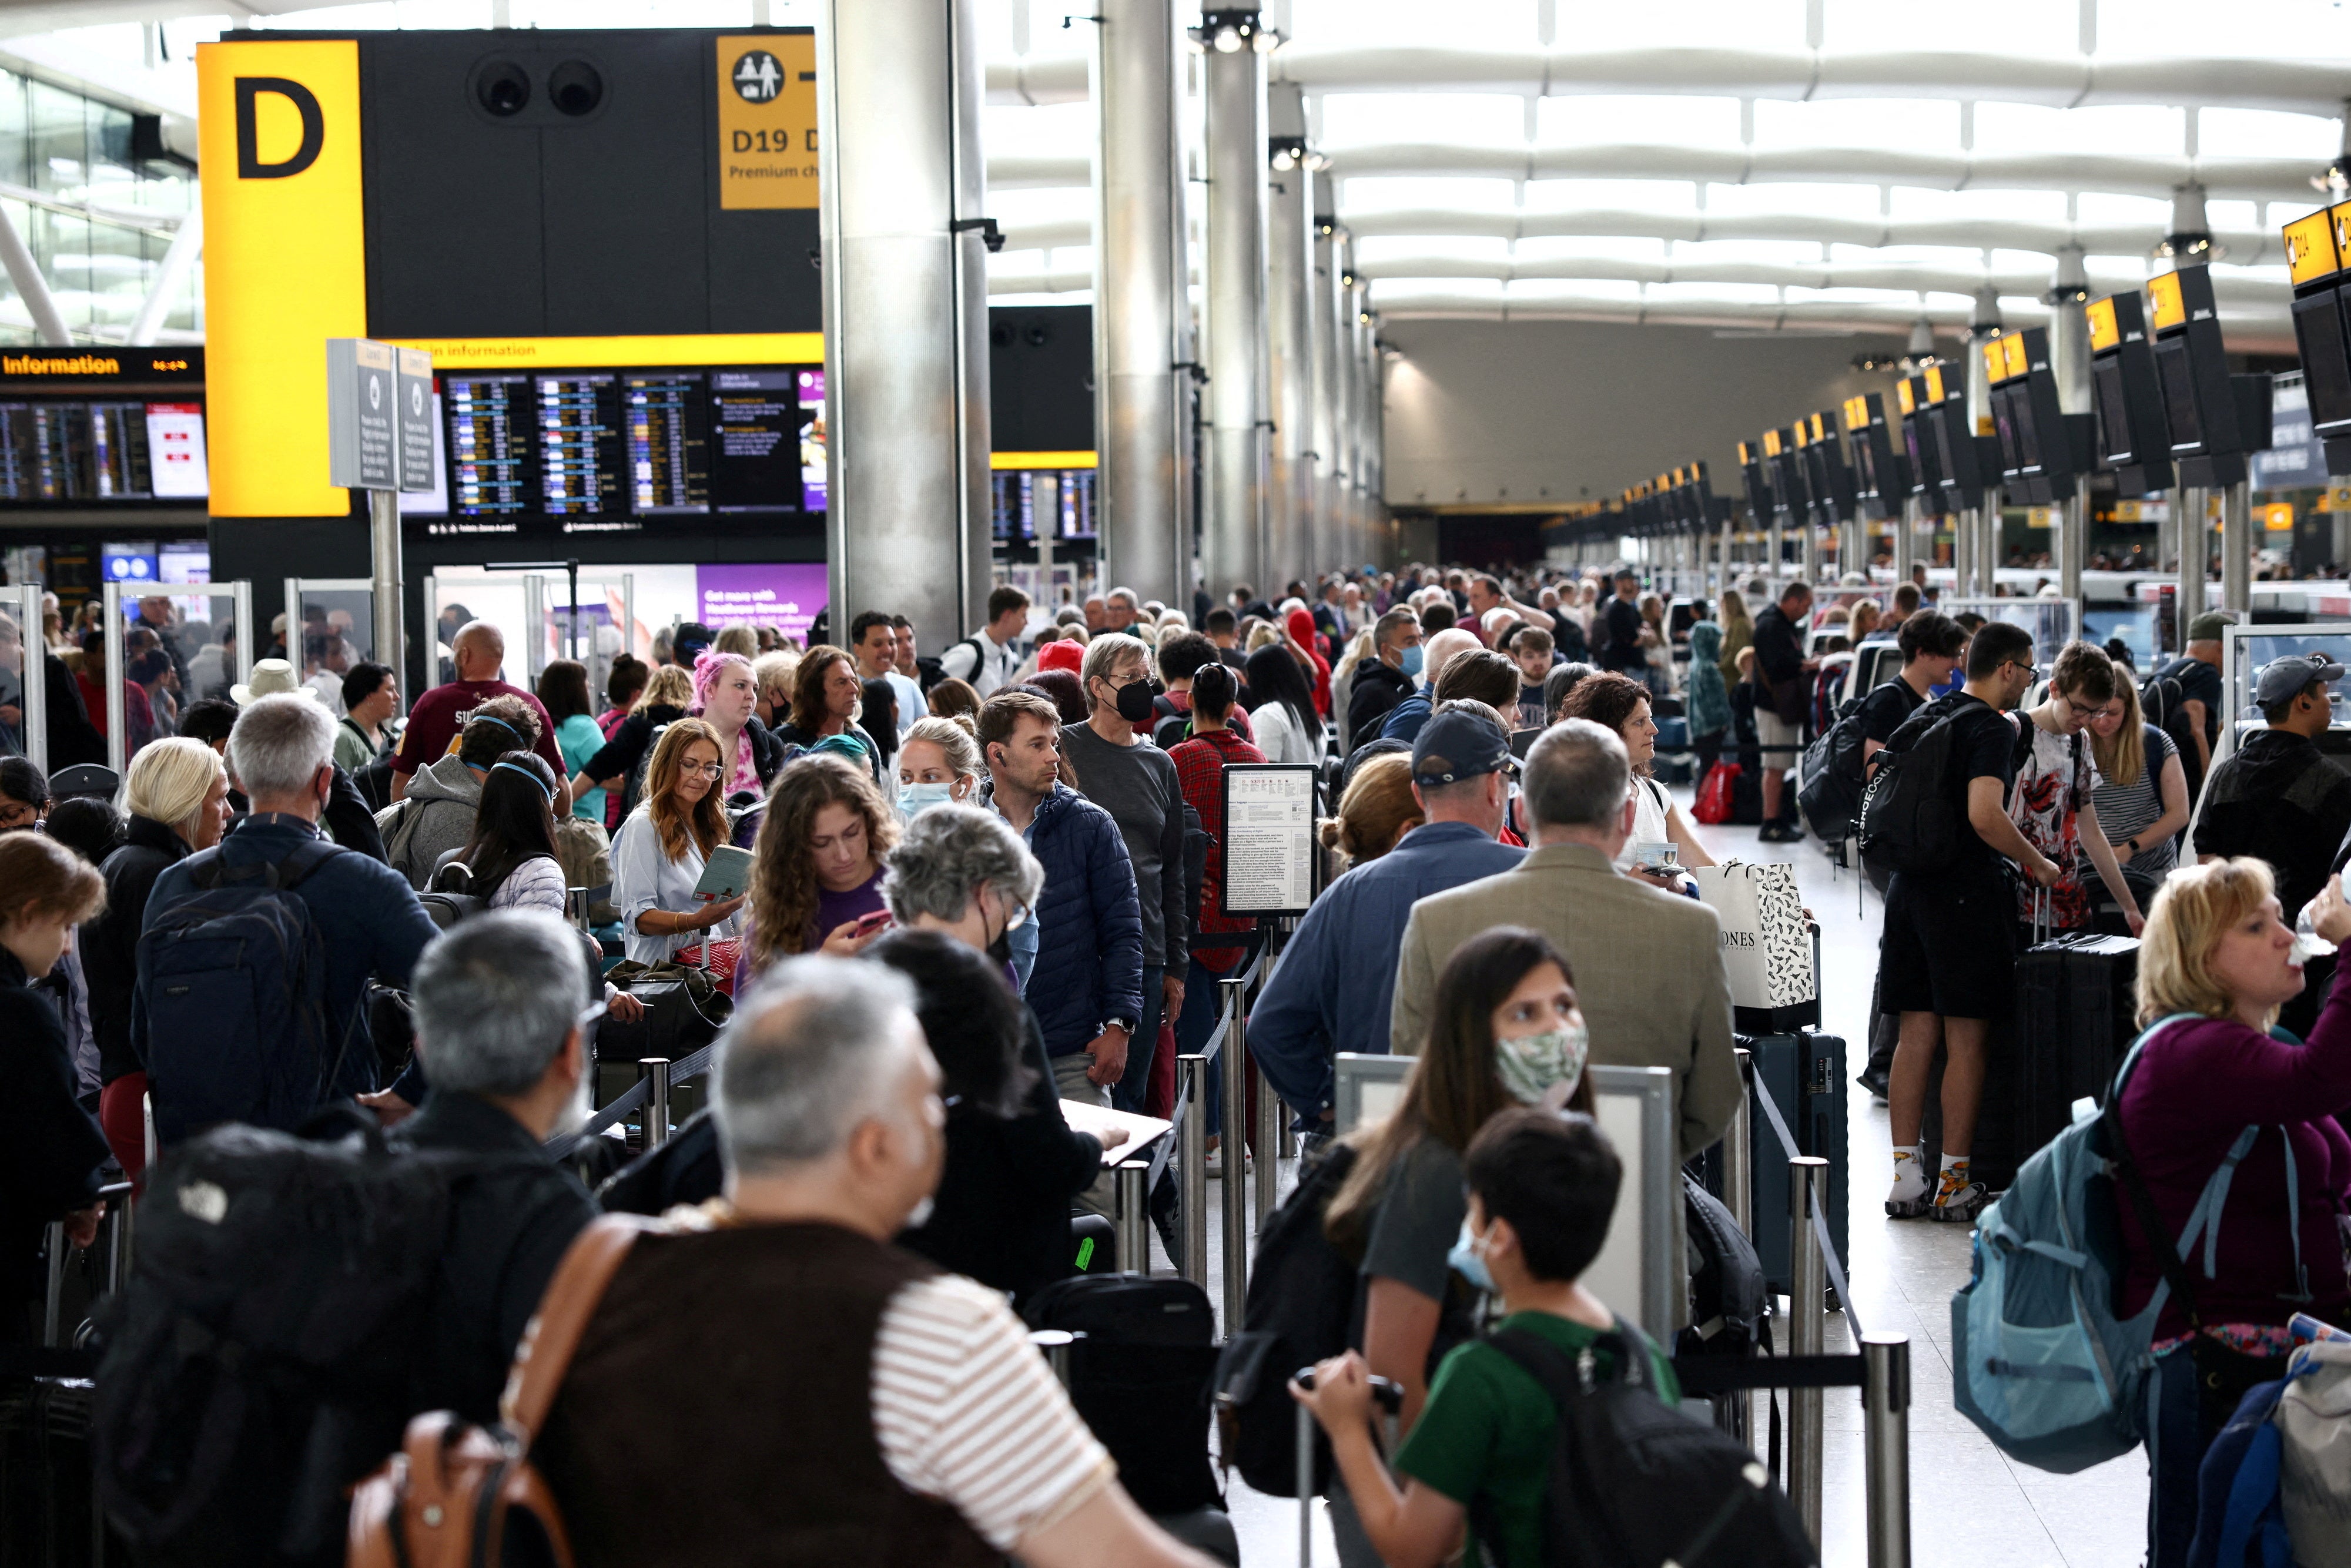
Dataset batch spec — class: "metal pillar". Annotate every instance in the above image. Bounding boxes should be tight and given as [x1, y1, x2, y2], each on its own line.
[1115, 1159, 1151, 1272]
[1094, 0, 1187, 609]
[1357, 295, 1382, 548]
[819, 0, 993, 646]
[369, 488, 404, 695]
[10, 584, 46, 773]
[1266, 86, 1313, 592]
[101, 581, 125, 774]
[2059, 490, 2087, 602]
[1178, 1054, 1209, 1287]
[2177, 487, 2208, 628]
[0, 199, 70, 346]
[639, 1057, 671, 1148]
[1863, 1332, 1914, 1568]
[1769, 517, 1785, 589]
[126, 208, 202, 347]
[1893, 496, 1917, 585]
[1801, 515, 1820, 588]
[1789, 1155, 1829, 1547]
[2222, 479, 2252, 615]
[1201, 10, 1270, 602]
[1312, 217, 1345, 577]
[1220, 976, 1251, 1329]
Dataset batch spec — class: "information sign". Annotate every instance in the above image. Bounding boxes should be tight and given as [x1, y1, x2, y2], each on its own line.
[1220, 764, 1321, 917]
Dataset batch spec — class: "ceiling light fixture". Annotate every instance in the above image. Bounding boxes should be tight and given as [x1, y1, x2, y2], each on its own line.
[1268, 135, 1306, 173]
[2155, 181, 2223, 265]
[1198, 8, 1269, 53]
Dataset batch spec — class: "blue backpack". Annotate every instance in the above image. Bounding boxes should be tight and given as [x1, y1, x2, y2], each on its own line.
[138, 839, 357, 1146]
[1953, 1014, 2292, 1472]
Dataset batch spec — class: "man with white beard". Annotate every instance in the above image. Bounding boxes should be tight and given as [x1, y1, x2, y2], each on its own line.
[394, 910, 601, 1428]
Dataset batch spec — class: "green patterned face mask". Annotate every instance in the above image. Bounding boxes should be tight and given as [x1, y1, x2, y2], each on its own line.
[1495, 1021, 1589, 1105]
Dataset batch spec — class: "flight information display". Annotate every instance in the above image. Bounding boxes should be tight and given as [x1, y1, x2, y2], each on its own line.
[431, 363, 817, 531]
[0, 400, 200, 503]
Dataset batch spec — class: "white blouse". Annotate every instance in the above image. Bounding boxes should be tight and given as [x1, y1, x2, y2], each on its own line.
[1613, 776, 1677, 872]
[611, 805, 746, 964]
[1250, 699, 1325, 767]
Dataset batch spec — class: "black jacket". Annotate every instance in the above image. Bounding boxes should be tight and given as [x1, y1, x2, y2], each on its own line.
[1598, 597, 1648, 674]
[1750, 604, 1807, 689]
[586, 708, 793, 790]
[392, 1090, 597, 1426]
[0, 947, 109, 1318]
[85, 814, 189, 1085]
[900, 1010, 1105, 1307]
[42, 651, 104, 769]
[1347, 659, 1415, 748]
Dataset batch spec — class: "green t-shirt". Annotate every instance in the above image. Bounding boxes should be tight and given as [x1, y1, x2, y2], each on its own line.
[1392, 1311, 1680, 1568]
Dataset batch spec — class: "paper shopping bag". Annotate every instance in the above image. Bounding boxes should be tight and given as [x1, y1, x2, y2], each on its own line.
[1691, 862, 1817, 1032]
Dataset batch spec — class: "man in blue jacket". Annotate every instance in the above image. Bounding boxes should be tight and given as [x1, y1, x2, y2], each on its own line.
[976, 689, 1144, 1115]
[1252, 704, 1525, 1140]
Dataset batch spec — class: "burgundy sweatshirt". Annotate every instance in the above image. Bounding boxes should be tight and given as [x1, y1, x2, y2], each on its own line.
[2115, 966, 2351, 1339]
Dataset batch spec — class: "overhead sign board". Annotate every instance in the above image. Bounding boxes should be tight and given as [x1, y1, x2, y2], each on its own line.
[327, 337, 434, 492]
[715, 33, 819, 210]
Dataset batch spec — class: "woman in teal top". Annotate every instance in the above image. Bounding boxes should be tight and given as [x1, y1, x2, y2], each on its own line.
[538, 660, 608, 822]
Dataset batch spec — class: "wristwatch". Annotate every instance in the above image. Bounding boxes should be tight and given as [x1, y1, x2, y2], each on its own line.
[2123, 837, 2139, 857]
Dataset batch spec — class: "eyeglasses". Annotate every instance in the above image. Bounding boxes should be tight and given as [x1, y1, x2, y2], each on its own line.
[0, 799, 40, 829]
[685, 762, 725, 780]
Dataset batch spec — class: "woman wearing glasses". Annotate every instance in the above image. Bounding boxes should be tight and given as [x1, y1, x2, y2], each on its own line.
[611, 718, 747, 966]
[2008, 641, 2145, 944]
[735, 753, 900, 990]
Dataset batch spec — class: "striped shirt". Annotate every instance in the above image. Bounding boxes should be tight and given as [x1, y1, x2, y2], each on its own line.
[871, 1272, 1115, 1550]
[2091, 722, 2179, 877]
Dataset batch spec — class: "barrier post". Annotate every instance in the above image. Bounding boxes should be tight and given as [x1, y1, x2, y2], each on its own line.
[1253, 1061, 1281, 1224]
[1789, 1155, 1829, 1546]
[1862, 1332, 1913, 1568]
[1115, 1159, 1151, 1274]
[640, 1057, 671, 1149]
[1727, 1048, 1753, 1237]
[1178, 1054, 1209, 1289]
[41, 1221, 64, 1346]
[1032, 1328, 1080, 1391]
[1220, 974, 1251, 1328]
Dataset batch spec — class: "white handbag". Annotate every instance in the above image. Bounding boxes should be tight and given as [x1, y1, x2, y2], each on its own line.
[1690, 860, 1814, 1011]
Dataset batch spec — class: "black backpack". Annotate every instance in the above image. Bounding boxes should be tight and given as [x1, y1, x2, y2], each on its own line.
[1793, 695, 1870, 842]
[1211, 1140, 1361, 1496]
[1855, 695, 1980, 876]
[91, 1115, 508, 1568]
[1022, 1272, 1223, 1516]
[2140, 668, 2206, 804]
[1483, 1320, 1814, 1568]
[1676, 1174, 1768, 1362]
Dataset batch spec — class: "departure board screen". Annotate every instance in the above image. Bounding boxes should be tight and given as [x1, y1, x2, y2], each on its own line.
[708, 369, 801, 513]
[0, 351, 207, 507]
[624, 373, 708, 513]
[535, 375, 624, 516]
[446, 375, 535, 517]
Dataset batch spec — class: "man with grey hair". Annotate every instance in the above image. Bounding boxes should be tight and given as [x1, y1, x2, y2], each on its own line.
[1104, 586, 1140, 633]
[535, 956, 1218, 1568]
[136, 694, 440, 1141]
[882, 802, 1044, 946]
[1391, 717, 1739, 1171]
[393, 911, 597, 1427]
[1060, 632, 1188, 1113]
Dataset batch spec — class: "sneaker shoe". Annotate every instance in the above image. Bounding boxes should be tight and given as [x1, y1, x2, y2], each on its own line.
[1929, 1170, 1988, 1224]
[1884, 1194, 1931, 1219]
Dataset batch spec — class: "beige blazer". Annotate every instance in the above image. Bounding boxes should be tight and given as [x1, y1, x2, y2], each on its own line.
[1389, 840, 1742, 1163]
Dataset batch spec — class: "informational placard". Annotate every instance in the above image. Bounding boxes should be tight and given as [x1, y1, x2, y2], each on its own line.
[1220, 763, 1320, 917]
[143, 403, 209, 498]
[714, 32, 819, 210]
[395, 346, 435, 492]
[695, 561, 826, 640]
[326, 337, 397, 490]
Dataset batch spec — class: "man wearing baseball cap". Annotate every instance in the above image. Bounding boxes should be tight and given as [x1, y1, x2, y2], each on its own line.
[2192, 651, 2351, 1037]
[1250, 703, 1524, 1138]
[2151, 610, 2231, 781]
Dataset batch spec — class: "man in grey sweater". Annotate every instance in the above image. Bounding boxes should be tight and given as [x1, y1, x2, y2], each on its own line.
[381, 696, 543, 889]
[1061, 634, 1191, 1114]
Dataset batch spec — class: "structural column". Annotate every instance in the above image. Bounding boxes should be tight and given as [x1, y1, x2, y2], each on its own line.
[2222, 480, 2252, 615]
[819, 0, 993, 640]
[1329, 230, 1360, 571]
[1200, 8, 1271, 602]
[1093, 0, 1187, 609]
[1311, 214, 1345, 578]
[1352, 280, 1379, 561]
[2176, 487, 2208, 631]
[2050, 246, 2091, 602]
[1265, 85, 1314, 591]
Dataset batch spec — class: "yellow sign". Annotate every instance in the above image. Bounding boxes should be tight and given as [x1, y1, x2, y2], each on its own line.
[1763, 428, 1783, 457]
[1895, 379, 1916, 416]
[198, 38, 367, 517]
[385, 333, 824, 370]
[2285, 209, 2341, 288]
[2087, 296, 2119, 353]
[2000, 333, 2028, 380]
[1980, 337, 2007, 385]
[2148, 270, 2186, 332]
[990, 450, 1097, 470]
[715, 33, 819, 210]
[2265, 502, 2296, 531]
[2334, 202, 2351, 272]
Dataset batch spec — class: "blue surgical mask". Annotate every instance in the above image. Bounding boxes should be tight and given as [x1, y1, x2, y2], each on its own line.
[898, 781, 956, 818]
[1399, 644, 1425, 679]
[1447, 1218, 1495, 1294]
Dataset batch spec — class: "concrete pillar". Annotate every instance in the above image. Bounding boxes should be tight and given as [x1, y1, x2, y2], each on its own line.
[1093, 0, 1187, 609]
[2177, 487, 2208, 628]
[1332, 242, 1361, 570]
[1200, 8, 1270, 602]
[1312, 215, 1344, 575]
[2223, 479, 2252, 615]
[1354, 283, 1378, 560]
[819, 0, 993, 640]
[1266, 86, 1313, 591]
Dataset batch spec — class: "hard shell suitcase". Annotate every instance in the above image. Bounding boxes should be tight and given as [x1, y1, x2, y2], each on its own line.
[0, 1373, 123, 1568]
[1742, 1030, 1848, 1299]
[2015, 932, 2139, 1162]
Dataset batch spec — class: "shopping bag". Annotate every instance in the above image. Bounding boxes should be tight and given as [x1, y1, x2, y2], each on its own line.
[1693, 763, 1740, 825]
[1690, 862, 1813, 1011]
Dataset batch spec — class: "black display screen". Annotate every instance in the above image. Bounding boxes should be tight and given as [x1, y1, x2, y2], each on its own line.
[991, 469, 1097, 542]
[2295, 289, 2351, 439]
[2092, 359, 2136, 464]
[535, 374, 624, 517]
[2155, 339, 2203, 453]
[623, 373, 709, 512]
[446, 374, 537, 517]
[707, 370, 801, 514]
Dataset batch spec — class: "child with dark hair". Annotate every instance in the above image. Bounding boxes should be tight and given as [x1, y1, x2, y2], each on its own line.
[1292, 1109, 1674, 1568]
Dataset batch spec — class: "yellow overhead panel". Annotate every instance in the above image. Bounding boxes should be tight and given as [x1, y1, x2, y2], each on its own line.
[1895, 379, 1916, 416]
[2148, 269, 2186, 332]
[386, 333, 825, 370]
[2000, 333, 2028, 380]
[2333, 201, 2351, 270]
[2283, 209, 2342, 288]
[198, 38, 367, 518]
[990, 450, 1098, 470]
[715, 33, 820, 210]
[1923, 364, 1947, 404]
[1842, 395, 1868, 431]
[1763, 428, 1783, 457]
[1980, 336, 2007, 386]
[2087, 296, 2120, 353]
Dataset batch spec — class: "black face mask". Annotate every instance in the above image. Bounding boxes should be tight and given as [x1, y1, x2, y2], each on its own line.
[1111, 677, 1157, 725]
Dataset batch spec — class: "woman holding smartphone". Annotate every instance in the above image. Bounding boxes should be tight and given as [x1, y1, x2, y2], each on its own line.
[612, 718, 748, 966]
[735, 753, 903, 990]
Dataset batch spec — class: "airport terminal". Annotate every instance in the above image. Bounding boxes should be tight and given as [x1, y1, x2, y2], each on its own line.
[7, 4, 2351, 1566]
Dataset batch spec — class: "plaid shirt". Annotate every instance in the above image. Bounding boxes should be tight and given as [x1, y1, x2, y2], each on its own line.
[1168, 726, 1265, 970]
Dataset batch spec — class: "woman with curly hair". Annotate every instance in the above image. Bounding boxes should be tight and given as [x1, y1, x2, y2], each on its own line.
[611, 717, 745, 966]
[1558, 669, 1716, 884]
[736, 753, 903, 990]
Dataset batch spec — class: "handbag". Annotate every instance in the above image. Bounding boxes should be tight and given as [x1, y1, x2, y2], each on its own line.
[601, 959, 734, 1061]
[1690, 862, 1816, 1019]
[551, 815, 618, 926]
[1693, 762, 1740, 825]
[669, 938, 742, 996]
[347, 1217, 651, 1568]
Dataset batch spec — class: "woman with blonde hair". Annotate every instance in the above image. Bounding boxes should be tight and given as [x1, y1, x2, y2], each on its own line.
[1716, 588, 1753, 688]
[1321, 752, 1424, 869]
[739, 753, 902, 989]
[895, 713, 984, 818]
[81, 736, 229, 1176]
[611, 717, 745, 966]
[2089, 673, 2189, 883]
[569, 661, 695, 816]
[2116, 859, 2351, 1568]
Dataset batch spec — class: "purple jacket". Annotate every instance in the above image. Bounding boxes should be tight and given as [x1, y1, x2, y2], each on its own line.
[2115, 966, 2351, 1339]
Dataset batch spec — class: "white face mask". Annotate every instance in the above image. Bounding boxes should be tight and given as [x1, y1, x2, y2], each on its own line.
[1495, 1020, 1590, 1106]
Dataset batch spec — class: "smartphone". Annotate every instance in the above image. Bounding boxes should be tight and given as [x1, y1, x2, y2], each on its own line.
[852, 909, 894, 936]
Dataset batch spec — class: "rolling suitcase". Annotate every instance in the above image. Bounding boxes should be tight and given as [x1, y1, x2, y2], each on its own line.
[2014, 932, 2138, 1160]
[1741, 1030, 1849, 1299]
[1023, 1274, 1223, 1517]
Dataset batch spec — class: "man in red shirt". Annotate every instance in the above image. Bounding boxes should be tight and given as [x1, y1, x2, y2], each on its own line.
[390, 619, 570, 809]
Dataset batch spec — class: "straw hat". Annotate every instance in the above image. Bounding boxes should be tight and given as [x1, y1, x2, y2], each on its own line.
[230, 658, 317, 706]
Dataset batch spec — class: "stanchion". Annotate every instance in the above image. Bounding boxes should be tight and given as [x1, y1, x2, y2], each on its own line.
[1178, 1054, 1209, 1289]
[1789, 1155, 1829, 1546]
[641, 1057, 672, 1149]
[1254, 1063, 1281, 1224]
[1033, 1328, 1080, 1390]
[1115, 1160, 1150, 1274]
[1727, 1048, 1753, 1237]
[41, 1221, 64, 1347]
[1220, 976, 1251, 1329]
[1862, 1332, 1913, 1568]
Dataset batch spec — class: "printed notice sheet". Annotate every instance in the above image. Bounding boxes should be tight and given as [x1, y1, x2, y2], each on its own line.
[1221, 764, 1319, 916]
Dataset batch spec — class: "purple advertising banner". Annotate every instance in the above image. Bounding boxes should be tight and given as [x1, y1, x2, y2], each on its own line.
[696, 563, 827, 640]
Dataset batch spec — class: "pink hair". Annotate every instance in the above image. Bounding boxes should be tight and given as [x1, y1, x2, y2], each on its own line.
[691, 648, 753, 712]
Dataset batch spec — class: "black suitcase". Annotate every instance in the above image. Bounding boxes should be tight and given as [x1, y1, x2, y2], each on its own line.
[1022, 1273, 1223, 1517]
[1, 1373, 125, 1568]
[1742, 1030, 1849, 1299]
[2015, 933, 2139, 1159]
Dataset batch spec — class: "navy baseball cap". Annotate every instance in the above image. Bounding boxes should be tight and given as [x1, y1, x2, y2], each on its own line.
[1411, 707, 1513, 789]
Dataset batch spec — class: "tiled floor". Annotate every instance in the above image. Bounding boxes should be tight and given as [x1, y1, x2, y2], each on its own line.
[1185, 794, 2154, 1567]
